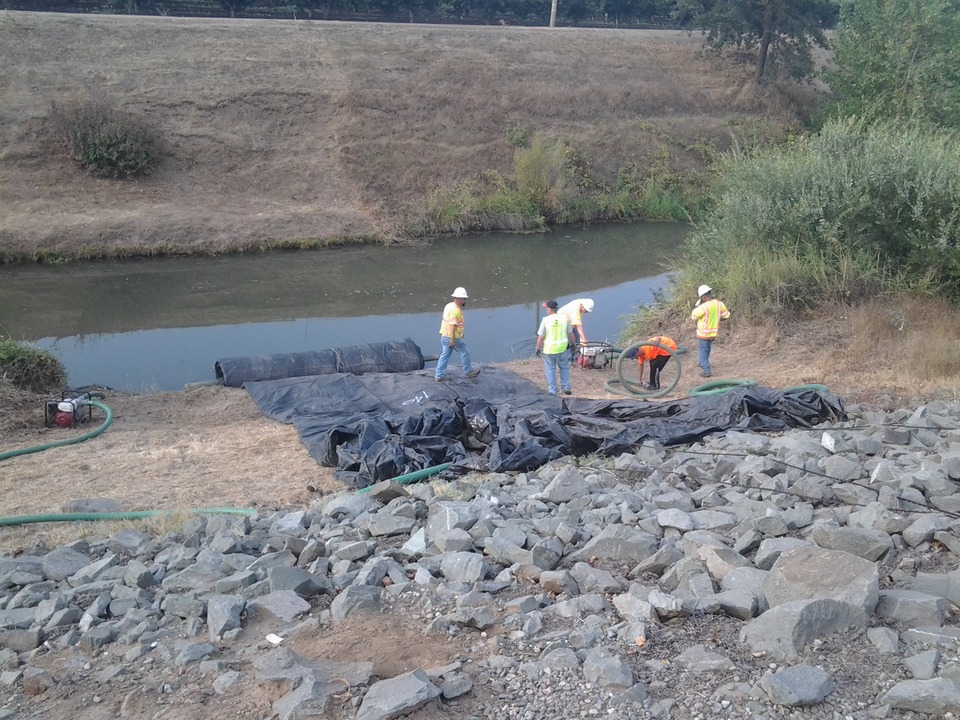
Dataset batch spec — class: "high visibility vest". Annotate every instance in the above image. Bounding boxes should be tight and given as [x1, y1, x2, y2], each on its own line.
[692, 299, 730, 339]
[638, 335, 677, 361]
[439, 302, 464, 339]
[542, 315, 569, 354]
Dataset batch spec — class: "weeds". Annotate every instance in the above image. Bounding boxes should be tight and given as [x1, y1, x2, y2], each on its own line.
[419, 171, 546, 236]
[415, 131, 704, 237]
[0, 338, 67, 393]
[48, 94, 161, 179]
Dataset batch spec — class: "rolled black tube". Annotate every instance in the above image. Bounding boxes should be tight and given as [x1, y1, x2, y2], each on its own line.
[215, 338, 425, 387]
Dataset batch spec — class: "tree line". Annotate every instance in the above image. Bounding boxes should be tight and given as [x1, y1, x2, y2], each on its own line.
[10, 0, 681, 26]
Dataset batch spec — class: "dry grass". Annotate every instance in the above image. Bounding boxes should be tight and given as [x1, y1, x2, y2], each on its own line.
[335, 29, 795, 214]
[1, 14, 808, 258]
[0, 385, 333, 553]
[848, 295, 960, 383]
[0, 380, 45, 434]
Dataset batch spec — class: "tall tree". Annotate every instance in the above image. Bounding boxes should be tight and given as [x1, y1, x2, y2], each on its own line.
[674, 0, 834, 83]
[218, 0, 250, 17]
[823, 0, 960, 128]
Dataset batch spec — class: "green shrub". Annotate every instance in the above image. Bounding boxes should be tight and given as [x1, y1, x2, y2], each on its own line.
[48, 95, 161, 179]
[0, 338, 67, 393]
[421, 171, 546, 235]
[505, 122, 531, 148]
[413, 131, 708, 237]
[664, 118, 960, 321]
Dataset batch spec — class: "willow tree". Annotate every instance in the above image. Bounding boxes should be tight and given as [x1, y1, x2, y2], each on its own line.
[822, 0, 960, 128]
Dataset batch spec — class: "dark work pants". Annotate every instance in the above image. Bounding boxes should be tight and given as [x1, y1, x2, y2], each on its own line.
[649, 355, 670, 388]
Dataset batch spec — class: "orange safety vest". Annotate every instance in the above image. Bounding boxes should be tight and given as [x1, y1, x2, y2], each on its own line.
[637, 335, 677, 362]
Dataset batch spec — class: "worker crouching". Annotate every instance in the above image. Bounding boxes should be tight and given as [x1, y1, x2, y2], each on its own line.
[635, 335, 677, 391]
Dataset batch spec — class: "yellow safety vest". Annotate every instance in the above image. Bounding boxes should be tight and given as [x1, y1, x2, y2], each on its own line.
[542, 315, 569, 354]
[692, 299, 730, 339]
[439, 302, 464, 339]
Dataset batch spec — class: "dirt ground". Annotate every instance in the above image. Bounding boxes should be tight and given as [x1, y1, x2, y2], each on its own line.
[3, 310, 955, 550]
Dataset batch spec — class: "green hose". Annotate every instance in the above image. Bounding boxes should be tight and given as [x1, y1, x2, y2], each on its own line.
[0, 507, 258, 527]
[0, 399, 114, 462]
[688, 379, 756, 396]
[783, 384, 830, 394]
[604, 340, 681, 400]
[356, 462, 454, 494]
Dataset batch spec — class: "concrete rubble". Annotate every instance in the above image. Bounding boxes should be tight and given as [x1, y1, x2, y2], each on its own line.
[4, 398, 960, 718]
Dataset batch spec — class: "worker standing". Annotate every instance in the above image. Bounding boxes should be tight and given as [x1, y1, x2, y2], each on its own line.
[635, 334, 678, 390]
[435, 287, 480, 381]
[691, 285, 731, 377]
[535, 300, 575, 395]
[558, 298, 594, 347]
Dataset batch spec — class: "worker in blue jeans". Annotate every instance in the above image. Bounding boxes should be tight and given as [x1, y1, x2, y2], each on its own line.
[535, 300, 575, 395]
[691, 284, 731, 377]
[435, 286, 480, 381]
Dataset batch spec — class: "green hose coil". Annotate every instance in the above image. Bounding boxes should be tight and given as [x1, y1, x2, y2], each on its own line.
[604, 340, 681, 400]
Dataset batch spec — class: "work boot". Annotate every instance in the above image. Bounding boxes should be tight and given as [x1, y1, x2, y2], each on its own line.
[700, 371, 712, 378]
[561, 389, 572, 395]
[464, 369, 481, 379]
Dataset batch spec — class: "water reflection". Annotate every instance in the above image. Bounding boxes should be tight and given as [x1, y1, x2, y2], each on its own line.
[1, 224, 686, 391]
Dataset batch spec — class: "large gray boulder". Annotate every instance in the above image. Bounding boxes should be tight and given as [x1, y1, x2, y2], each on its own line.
[761, 546, 879, 614]
[355, 669, 441, 720]
[739, 598, 868, 661]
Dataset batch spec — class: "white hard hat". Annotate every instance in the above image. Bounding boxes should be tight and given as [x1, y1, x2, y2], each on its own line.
[581, 299, 594, 313]
[451, 287, 469, 299]
[697, 284, 712, 298]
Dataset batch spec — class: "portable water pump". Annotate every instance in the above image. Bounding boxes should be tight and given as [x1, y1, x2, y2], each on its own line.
[576, 341, 616, 370]
[44, 391, 93, 429]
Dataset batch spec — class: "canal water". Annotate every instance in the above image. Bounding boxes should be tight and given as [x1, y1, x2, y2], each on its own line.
[0, 223, 687, 392]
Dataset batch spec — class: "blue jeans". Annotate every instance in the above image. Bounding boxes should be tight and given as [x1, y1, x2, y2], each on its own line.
[697, 338, 713, 375]
[436, 335, 472, 379]
[542, 351, 571, 394]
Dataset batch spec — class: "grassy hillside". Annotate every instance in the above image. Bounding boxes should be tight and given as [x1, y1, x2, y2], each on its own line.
[0, 12, 814, 260]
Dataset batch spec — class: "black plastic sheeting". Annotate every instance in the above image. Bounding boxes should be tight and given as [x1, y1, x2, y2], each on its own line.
[215, 338, 424, 388]
[243, 367, 847, 489]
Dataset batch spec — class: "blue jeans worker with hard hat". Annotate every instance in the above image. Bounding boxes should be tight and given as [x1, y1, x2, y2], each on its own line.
[536, 300, 575, 395]
[435, 286, 481, 381]
[691, 284, 731, 377]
